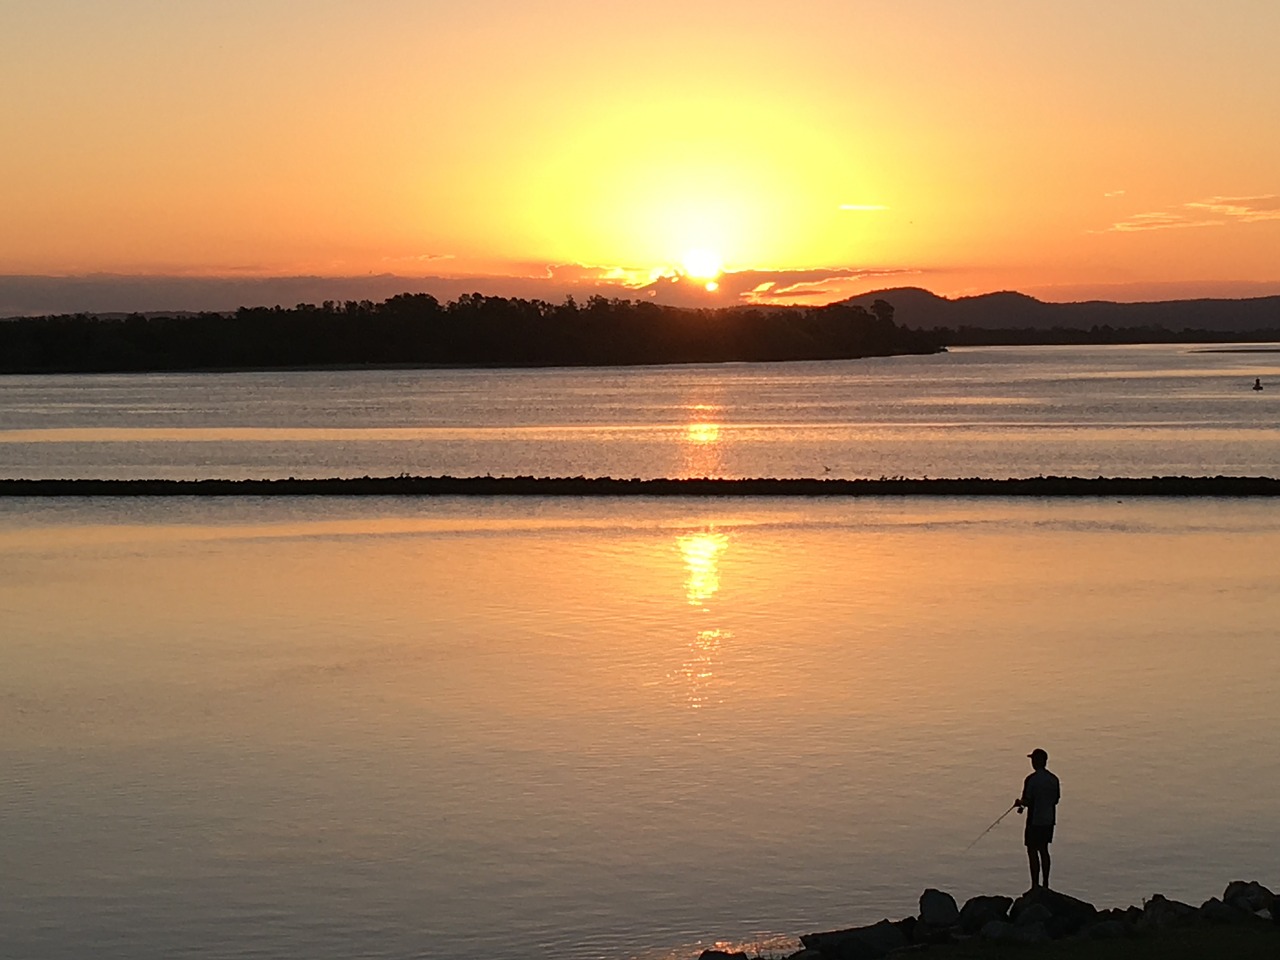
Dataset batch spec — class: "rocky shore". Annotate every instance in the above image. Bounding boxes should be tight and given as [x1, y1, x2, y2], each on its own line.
[700, 881, 1278, 960]
[5, 475, 1280, 497]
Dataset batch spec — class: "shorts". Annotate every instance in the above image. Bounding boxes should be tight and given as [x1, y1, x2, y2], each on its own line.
[1025, 823, 1054, 848]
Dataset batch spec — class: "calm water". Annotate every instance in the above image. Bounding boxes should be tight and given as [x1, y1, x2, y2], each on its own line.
[2, 346, 1280, 960]
[2, 344, 1279, 480]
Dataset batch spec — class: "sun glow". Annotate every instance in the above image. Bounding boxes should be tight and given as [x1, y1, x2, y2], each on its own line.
[681, 248, 723, 281]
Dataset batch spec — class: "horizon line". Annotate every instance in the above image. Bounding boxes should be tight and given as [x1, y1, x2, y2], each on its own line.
[4, 271, 1280, 318]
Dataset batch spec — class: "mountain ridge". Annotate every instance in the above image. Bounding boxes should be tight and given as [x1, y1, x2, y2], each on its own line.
[844, 287, 1280, 333]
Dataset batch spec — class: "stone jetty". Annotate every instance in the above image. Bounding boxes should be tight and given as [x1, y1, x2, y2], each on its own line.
[6, 475, 1280, 497]
[699, 880, 1277, 959]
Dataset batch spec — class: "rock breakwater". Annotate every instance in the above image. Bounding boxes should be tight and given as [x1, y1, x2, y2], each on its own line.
[5, 475, 1280, 498]
[698, 880, 1278, 960]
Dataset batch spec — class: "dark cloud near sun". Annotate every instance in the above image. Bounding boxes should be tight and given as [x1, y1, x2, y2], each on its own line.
[0, 264, 920, 317]
[633, 267, 918, 307]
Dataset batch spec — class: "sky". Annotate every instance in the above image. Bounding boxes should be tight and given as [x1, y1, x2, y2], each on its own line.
[3, 0, 1279, 314]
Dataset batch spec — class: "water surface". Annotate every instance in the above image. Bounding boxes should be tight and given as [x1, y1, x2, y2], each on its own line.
[3, 344, 1278, 480]
[3, 495, 1278, 959]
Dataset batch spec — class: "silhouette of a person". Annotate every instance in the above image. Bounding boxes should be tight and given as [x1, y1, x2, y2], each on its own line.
[1253, 378, 1264, 391]
[1016, 748, 1060, 890]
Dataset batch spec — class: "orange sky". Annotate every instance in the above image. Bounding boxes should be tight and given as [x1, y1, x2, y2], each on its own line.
[3, 1, 1279, 312]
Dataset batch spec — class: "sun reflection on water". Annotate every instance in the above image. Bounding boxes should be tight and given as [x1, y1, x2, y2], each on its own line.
[674, 531, 733, 708]
[685, 421, 720, 445]
[681, 403, 724, 478]
[679, 530, 727, 605]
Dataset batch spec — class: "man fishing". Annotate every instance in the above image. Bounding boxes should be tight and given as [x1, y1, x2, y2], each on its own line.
[1016, 748, 1060, 890]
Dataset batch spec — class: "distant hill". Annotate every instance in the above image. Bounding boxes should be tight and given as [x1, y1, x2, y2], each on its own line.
[846, 287, 1280, 336]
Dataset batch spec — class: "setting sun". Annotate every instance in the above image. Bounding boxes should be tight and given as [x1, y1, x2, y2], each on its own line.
[681, 249, 723, 281]
[681, 249, 723, 292]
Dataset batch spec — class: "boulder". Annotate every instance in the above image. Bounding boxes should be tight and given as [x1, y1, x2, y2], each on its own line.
[1014, 903, 1053, 927]
[980, 915, 1060, 943]
[1004, 922, 1051, 944]
[918, 888, 959, 927]
[1094, 907, 1136, 924]
[799, 918, 910, 959]
[1223, 880, 1275, 913]
[698, 952, 747, 960]
[957, 895, 1012, 934]
[1084, 906, 1137, 937]
[1199, 896, 1249, 924]
[1137, 894, 1197, 931]
[907, 917, 952, 947]
[978, 920, 1012, 941]
[1086, 920, 1128, 940]
[1010, 887, 1099, 937]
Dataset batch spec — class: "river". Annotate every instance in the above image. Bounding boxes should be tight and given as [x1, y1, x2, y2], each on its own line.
[1, 345, 1278, 959]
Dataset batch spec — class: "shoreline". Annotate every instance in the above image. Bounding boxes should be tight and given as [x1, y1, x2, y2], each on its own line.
[737, 881, 1279, 960]
[4, 474, 1280, 497]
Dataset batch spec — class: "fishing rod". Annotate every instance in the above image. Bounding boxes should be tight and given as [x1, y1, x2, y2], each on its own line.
[962, 801, 1019, 853]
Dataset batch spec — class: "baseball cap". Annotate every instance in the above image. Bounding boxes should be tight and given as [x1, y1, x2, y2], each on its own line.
[1028, 748, 1048, 763]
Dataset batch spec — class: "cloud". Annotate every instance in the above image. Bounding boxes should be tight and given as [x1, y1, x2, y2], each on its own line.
[379, 253, 456, 265]
[630, 267, 919, 307]
[1185, 195, 1280, 221]
[1103, 189, 1126, 198]
[1106, 194, 1280, 232]
[541, 262, 656, 286]
[0, 265, 921, 316]
[1107, 211, 1219, 233]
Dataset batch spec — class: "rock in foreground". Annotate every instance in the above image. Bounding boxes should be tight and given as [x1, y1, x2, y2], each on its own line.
[783, 879, 1275, 958]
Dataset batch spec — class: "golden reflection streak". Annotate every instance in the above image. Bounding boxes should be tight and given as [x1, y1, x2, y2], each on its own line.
[678, 531, 728, 606]
[685, 422, 720, 445]
[681, 402, 723, 478]
[674, 531, 732, 709]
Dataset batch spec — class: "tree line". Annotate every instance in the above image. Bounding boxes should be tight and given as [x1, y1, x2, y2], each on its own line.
[0, 293, 943, 373]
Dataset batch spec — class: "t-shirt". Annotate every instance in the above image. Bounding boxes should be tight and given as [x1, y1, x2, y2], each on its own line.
[1021, 768, 1061, 826]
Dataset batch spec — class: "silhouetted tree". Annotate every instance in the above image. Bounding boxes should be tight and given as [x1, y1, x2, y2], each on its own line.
[0, 293, 947, 373]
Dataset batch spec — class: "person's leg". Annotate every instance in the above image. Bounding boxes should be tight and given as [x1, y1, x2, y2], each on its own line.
[1026, 848, 1040, 888]
[1040, 846, 1051, 889]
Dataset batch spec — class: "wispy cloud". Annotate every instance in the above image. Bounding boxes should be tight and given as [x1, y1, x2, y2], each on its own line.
[379, 253, 456, 264]
[542, 262, 656, 286]
[1185, 195, 1280, 221]
[631, 267, 919, 306]
[1103, 189, 1126, 198]
[1108, 211, 1219, 233]
[1107, 194, 1280, 232]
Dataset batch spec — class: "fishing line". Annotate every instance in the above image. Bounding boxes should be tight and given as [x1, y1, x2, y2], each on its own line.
[962, 802, 1018, 853]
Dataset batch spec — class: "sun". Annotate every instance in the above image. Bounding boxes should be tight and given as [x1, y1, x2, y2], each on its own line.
[681, 248, 723, 290]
